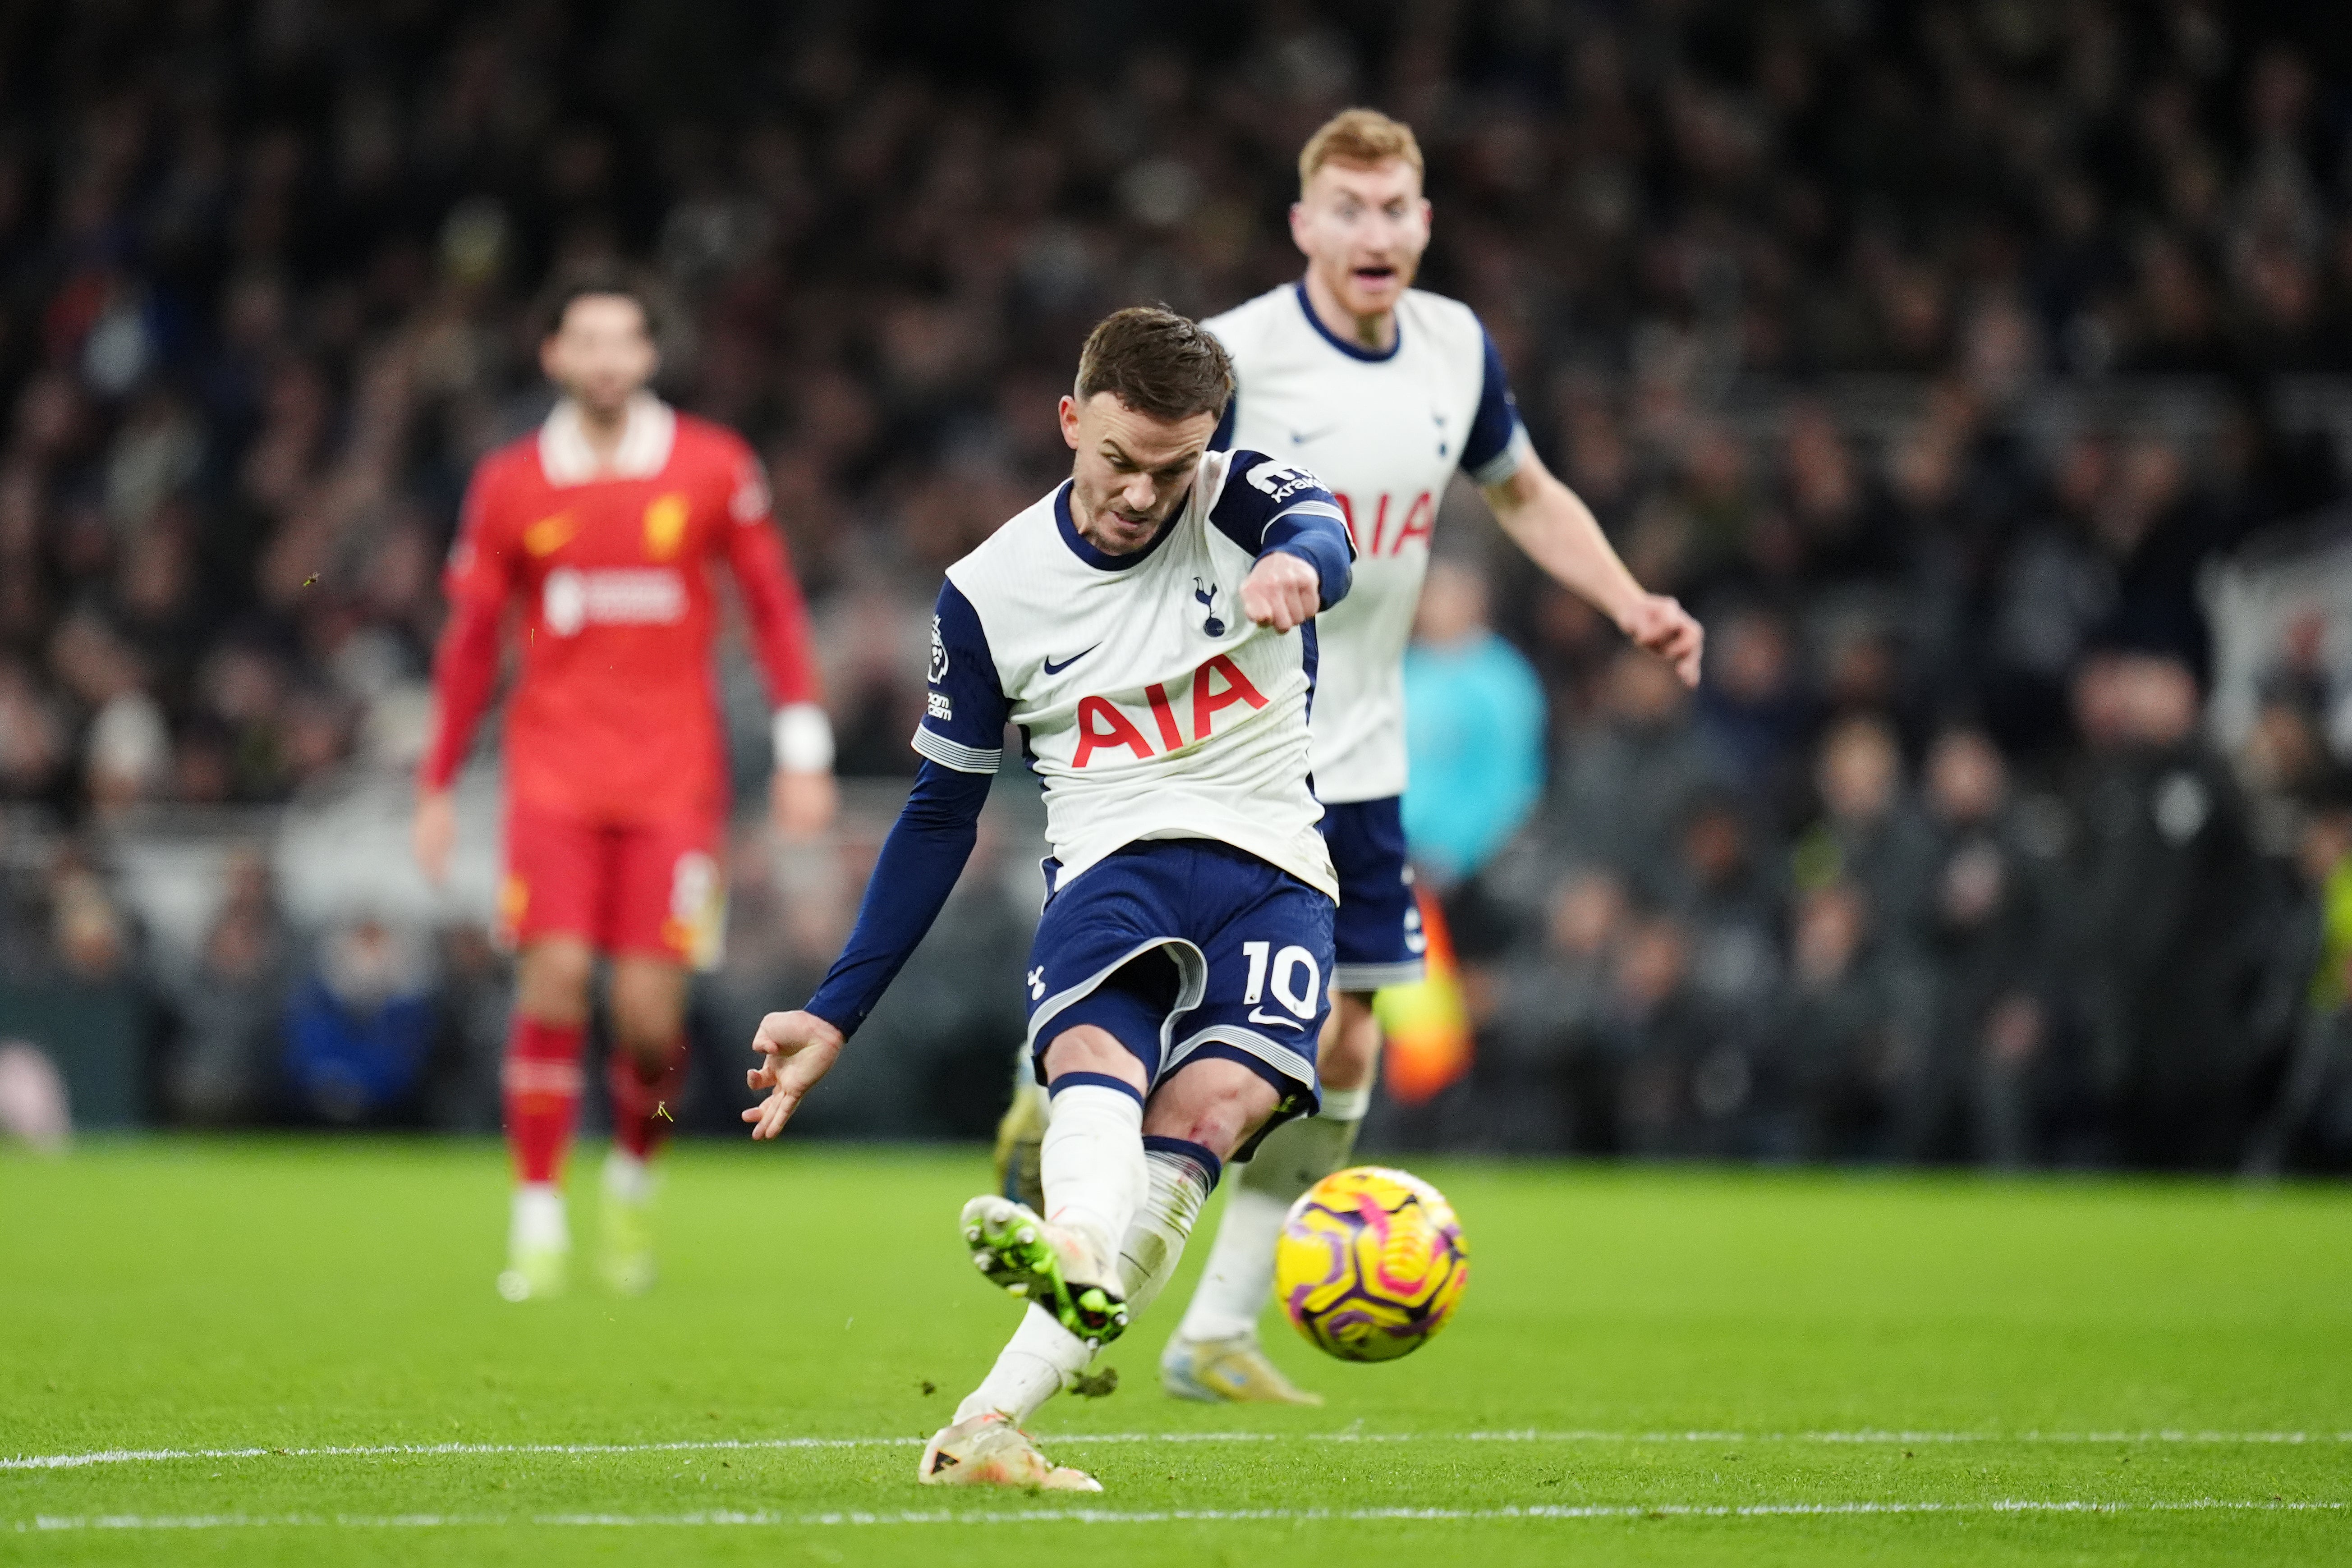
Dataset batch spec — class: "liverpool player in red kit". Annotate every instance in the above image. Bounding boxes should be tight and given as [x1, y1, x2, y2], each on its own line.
[414, 274, 835, 1300]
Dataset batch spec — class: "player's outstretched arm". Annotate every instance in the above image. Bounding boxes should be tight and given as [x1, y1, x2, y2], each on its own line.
[1480, 448, 1704, 686]
[742, 759, 993, 1140]
[743, 573, 1011, 1139]
[743, 1009, 845, 1139]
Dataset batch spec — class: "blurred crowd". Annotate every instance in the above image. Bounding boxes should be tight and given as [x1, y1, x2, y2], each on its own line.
[1405, 574, 2347, 1171]
[2, 1, 2352, 1167]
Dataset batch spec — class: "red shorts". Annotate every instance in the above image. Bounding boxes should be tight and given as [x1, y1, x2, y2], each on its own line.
[500, 802, 726, 970]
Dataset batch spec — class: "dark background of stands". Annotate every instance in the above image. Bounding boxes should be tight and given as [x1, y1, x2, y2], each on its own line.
[3, 0, 2352, 1172]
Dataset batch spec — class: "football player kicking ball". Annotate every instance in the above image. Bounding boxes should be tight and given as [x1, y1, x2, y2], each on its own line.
[741, 307, 1355, 1491]
[416, 268, 836, 1302]
[1148, 109, 1705, 1402]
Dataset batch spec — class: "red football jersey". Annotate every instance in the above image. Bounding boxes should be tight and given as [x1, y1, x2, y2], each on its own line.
[421, 395, 821, 825]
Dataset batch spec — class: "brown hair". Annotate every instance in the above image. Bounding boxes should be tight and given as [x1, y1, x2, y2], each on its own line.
[534, 261, 663, 342]
[1298, 107, 1425, 193]
[1074, 305, 1234, 423]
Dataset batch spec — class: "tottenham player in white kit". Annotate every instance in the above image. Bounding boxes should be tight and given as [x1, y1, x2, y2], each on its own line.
[740, 308, 1356, 1491]
[1153, 110, 1704, 1403]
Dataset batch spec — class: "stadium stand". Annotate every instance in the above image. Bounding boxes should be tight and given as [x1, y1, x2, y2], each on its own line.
[0, 1, 2349, 1166]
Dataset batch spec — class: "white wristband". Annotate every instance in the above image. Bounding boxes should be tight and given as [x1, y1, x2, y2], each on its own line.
[772, 703, 835, 773]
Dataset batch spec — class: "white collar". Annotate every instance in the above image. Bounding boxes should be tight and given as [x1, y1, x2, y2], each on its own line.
[537, 392, 676, 486]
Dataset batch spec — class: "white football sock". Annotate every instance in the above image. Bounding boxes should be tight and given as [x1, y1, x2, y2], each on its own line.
[1245, 1084, 1370, 1193]
[1038, 1082, 1145, 1270]
[511, 1183, 568, 1252]
[954, 1302, 1092, 1426]
[602, 1149, 652, 1203]
[1116, 1142, 1217, 1320]
[1175, 1085, 1369, 1343]
[1174, 1185, 1286, 1343]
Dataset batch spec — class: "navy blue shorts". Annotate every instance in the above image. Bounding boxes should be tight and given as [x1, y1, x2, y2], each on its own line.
[1025, 839, 1334, 1119]
[1320, 796, 1426, 992]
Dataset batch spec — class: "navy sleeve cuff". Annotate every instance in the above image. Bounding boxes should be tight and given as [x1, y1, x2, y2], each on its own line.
[1462, 322, 1528, 482]
[1266, 517, 1355, 610]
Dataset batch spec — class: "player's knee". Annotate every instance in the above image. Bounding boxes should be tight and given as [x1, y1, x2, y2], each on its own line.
[1143, 1060, 1280, 1160]
[1040, 1025, 1148, 1094]
[516, 939, 594, 1025]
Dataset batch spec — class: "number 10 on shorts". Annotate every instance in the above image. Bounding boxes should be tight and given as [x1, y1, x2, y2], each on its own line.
[1241, 940, 1321, 1029]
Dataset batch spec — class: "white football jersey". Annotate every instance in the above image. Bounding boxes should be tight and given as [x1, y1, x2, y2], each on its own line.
[914, 449, 1352, 898]
[1205, 283, 1530, 802]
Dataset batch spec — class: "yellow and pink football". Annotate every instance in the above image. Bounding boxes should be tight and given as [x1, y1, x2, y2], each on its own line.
[1274, 1166, 1469, 1362]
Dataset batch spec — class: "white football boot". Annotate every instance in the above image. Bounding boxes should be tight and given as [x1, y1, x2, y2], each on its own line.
[1161, 1332, 1323, 1405]
[918, 1412, 1100, 1491]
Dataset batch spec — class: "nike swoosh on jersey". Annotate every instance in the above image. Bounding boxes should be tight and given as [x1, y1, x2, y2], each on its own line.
[1246, 1009, 1309, 1031]
[1289, 425, 1339, 445]
[1042, 645, 1101, 674]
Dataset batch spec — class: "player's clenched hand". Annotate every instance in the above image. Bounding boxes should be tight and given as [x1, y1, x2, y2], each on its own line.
[1621, 594, 1704, 688]
[771, 768, 837, 844]
[1241, 551, 1321, 634]
[742, 1010, 845, 1140]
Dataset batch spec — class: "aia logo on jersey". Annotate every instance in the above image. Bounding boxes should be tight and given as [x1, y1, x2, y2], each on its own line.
[1194, 578, 1225, 637]
[1070, 654, 1267, 767]
[1334, 491, 1435, 557]
[643, 493, 689, 560]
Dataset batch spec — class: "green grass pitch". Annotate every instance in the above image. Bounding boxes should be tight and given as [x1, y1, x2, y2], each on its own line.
[4, 1140, 2348, 1565]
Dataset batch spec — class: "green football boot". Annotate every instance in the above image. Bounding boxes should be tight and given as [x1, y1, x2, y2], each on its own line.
[959, 1194, 1128, 1348]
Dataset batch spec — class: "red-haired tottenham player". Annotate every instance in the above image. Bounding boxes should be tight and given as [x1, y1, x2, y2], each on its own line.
[1158, 110, 1698, 1400]
[415, 275, 835, 1301]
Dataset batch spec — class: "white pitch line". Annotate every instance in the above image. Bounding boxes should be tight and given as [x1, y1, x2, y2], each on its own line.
[9, 1429, 2350, 1473]
[1462, 1429, 2352, 1446]
[0, 1436, 922, 1472]
[11, 1498, 2346, 1532]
